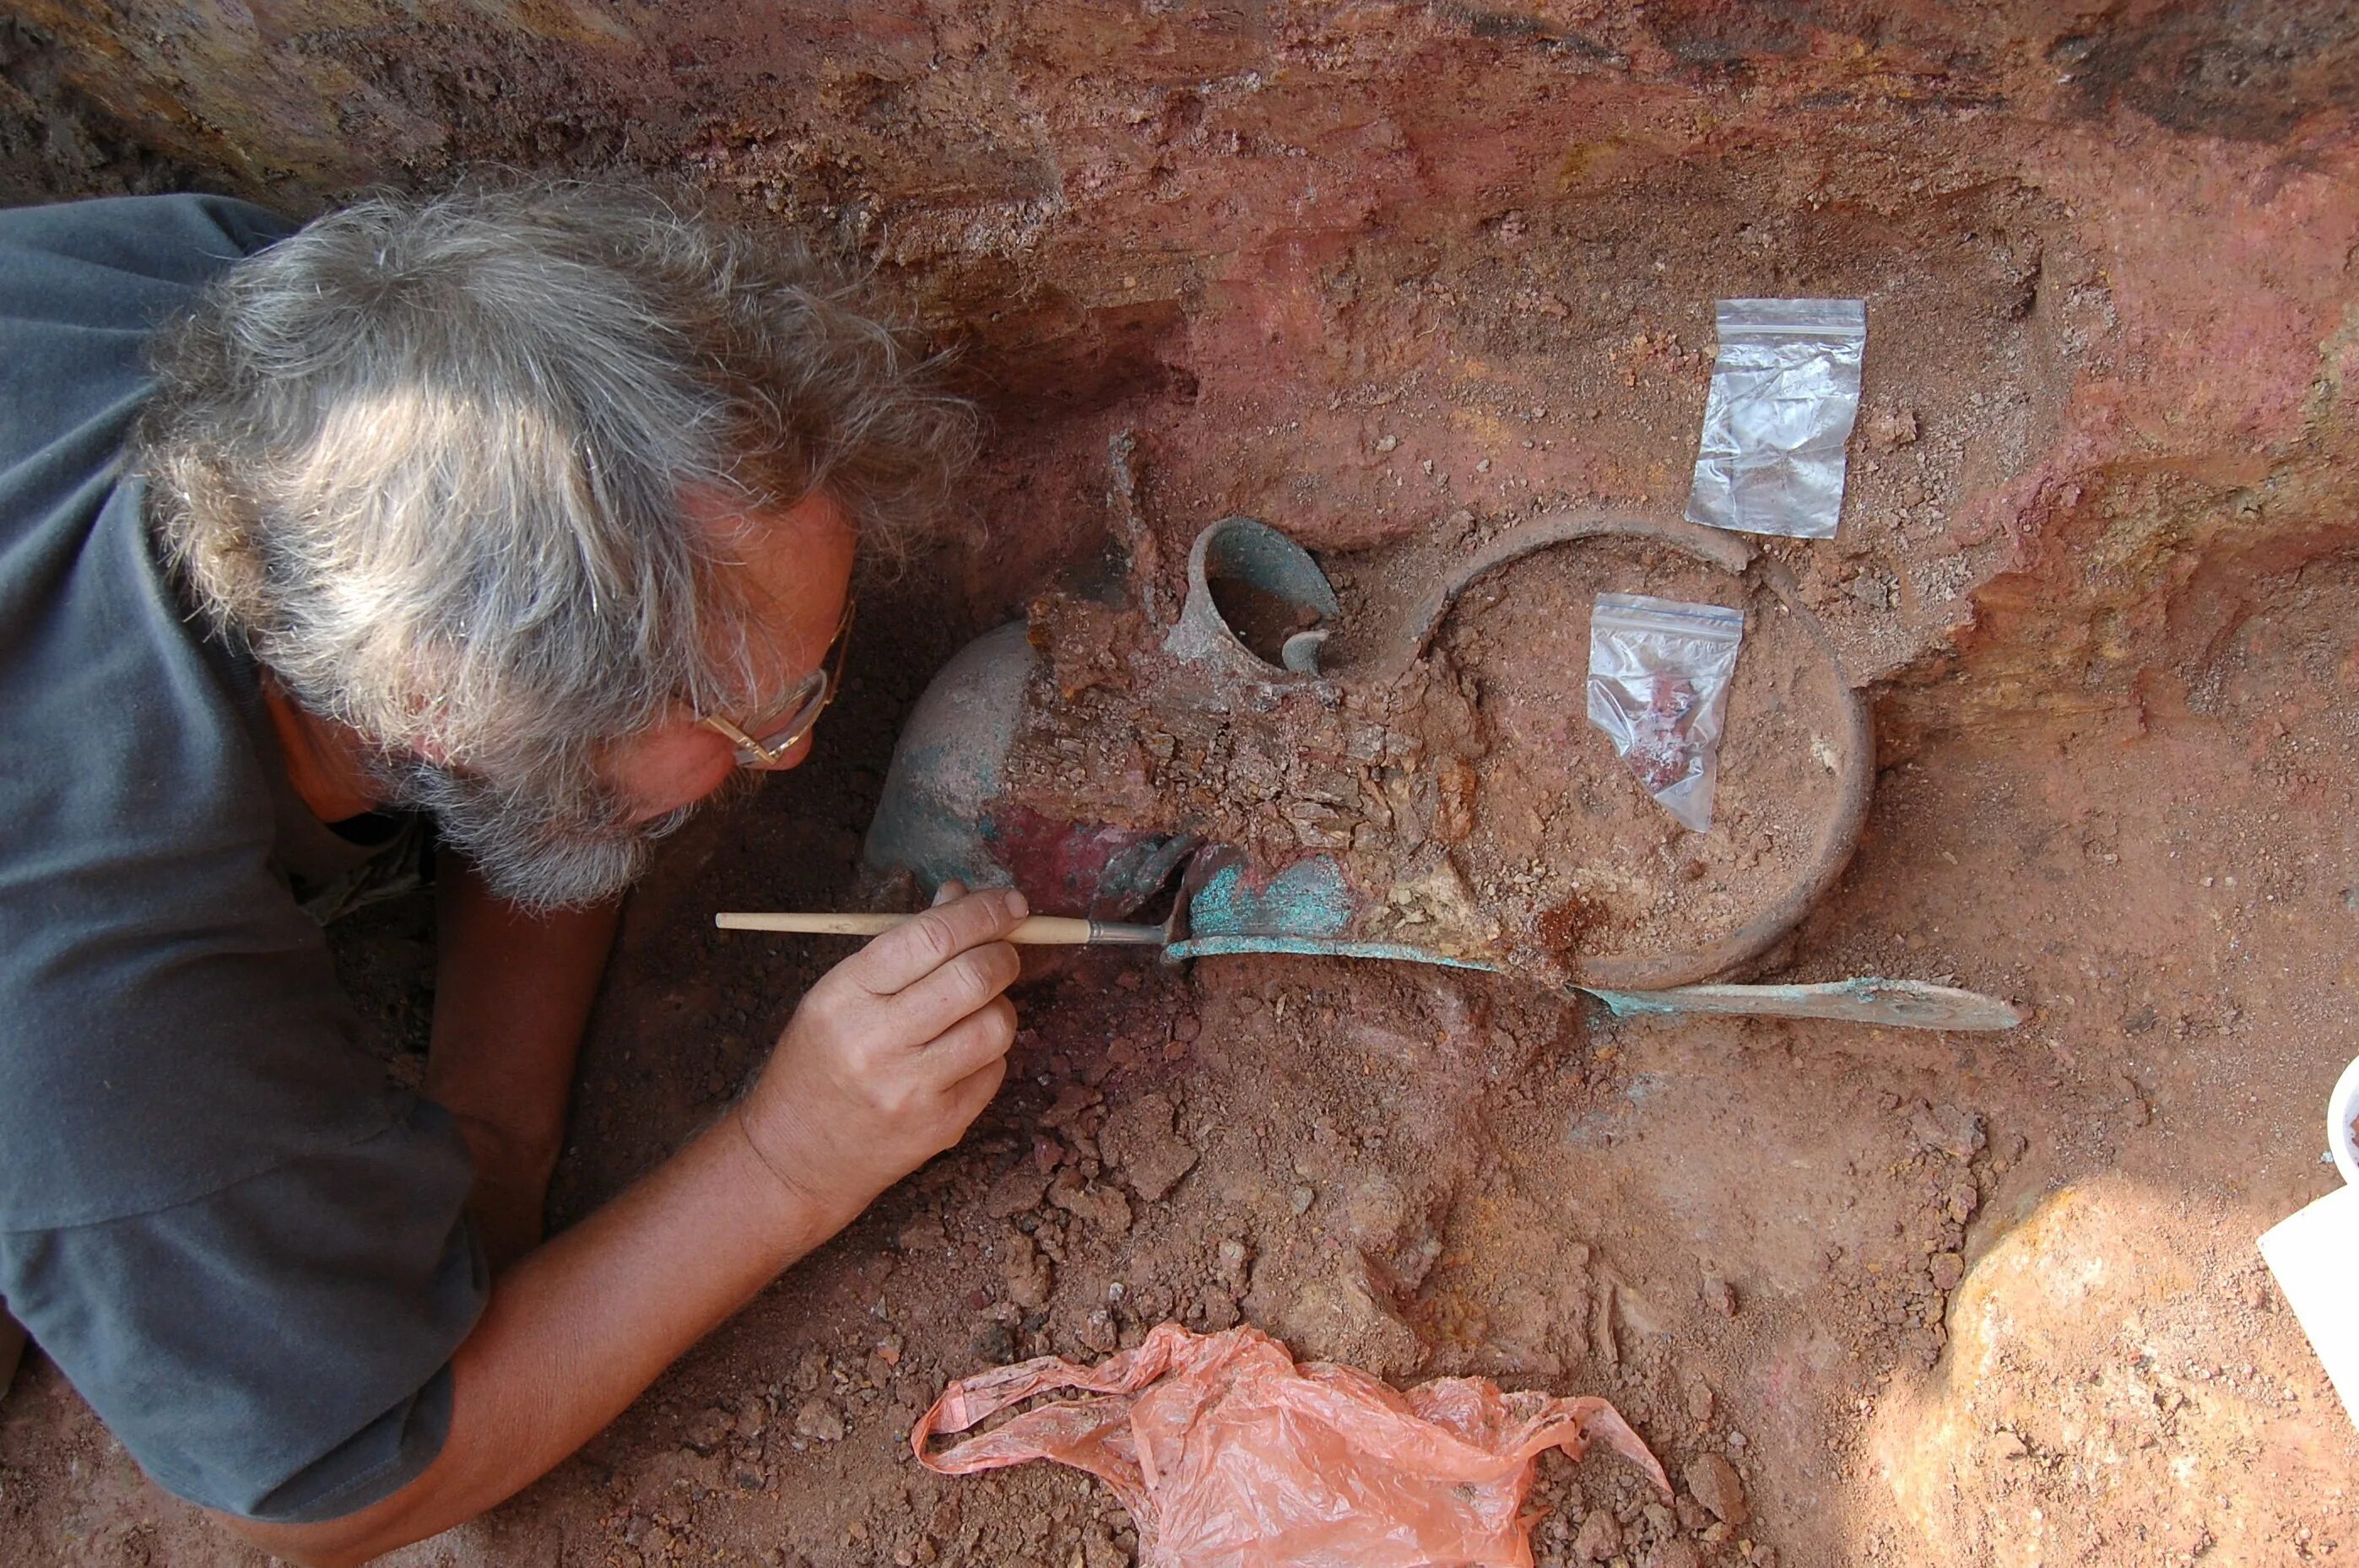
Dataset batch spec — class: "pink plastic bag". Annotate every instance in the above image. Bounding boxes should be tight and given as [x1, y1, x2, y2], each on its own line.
[912, 1323, 1669, 1568]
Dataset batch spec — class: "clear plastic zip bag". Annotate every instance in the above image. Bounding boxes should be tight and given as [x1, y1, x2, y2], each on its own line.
[1685, 297, 1868, 539]
[1586, 592, 1745, 832]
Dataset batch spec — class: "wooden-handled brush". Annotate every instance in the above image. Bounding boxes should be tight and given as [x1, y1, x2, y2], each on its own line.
[713, 911, 1167, 945]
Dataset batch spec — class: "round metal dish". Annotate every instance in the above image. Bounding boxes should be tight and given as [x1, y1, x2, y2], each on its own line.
[1394, 510, 1874, 992]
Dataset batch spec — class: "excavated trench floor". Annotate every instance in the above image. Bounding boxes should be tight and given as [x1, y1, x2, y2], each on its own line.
[8, 386, 2359, 1568]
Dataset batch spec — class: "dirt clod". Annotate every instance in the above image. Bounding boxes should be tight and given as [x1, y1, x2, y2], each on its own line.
[1047, 1170, 1134, 1235]
[1574, 1507, 1624, 1562]
[1002, 1233, 1055, 1311]
[1684, 1454, 1750, 1527]
[1907, 1102, 1987, 1160]
[1099, 1090, 1199, 1202]
[793, 1399, 846, 1445]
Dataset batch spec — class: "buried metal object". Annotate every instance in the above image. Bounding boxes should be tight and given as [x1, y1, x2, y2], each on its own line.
[1163, 514, 1339, 683]
[862, 509, 2010, 1031]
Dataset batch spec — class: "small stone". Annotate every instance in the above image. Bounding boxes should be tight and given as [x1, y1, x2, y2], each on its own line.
[1684, 1454, 1749, 1527]
[1375, 434, 1399, 453]
[1216, 1237, 1253, 1296]
[1701, 1275, 1737, 1317]
[1929, 1252, 1966, 1290]
[1848, 572, 1892, 609]
[897, 1214, 948, 1253]
[1002, 1233, 1055, 1310]
[1648, 1541, 1703, 1568]
[793, 1398, 846, 1443]
[681, 1404, 733, 1454]
[1990, 1428, 2028, 1461]
[1867, 405, 1919, 450]
[1290, 1184, 1315, 1216]
[1675, 1495, 1712, 1533]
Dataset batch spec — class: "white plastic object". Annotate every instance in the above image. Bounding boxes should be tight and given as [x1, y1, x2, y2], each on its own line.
[1685, 298, 1868, 539]
[2255, 1052, 2359, 1433]
[2330, 1052, 2359, 1187]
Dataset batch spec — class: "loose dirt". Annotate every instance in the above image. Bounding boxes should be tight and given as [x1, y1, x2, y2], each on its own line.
[1001, 526, 1853, 989]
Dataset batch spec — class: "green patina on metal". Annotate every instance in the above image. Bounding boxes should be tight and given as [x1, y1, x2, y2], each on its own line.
[1164, 935, 1501, 970]
[1585, 978, 2022, 1031]
[1185, 856, 1356, 938]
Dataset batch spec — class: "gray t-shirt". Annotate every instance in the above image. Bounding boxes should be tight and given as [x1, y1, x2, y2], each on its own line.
[0, 195, 486, 1522]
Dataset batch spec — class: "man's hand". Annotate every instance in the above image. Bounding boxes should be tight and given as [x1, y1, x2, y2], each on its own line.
[735, 884, 1026, 1227]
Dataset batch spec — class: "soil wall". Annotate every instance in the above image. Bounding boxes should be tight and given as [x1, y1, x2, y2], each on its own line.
[9, 1, 2358, 727]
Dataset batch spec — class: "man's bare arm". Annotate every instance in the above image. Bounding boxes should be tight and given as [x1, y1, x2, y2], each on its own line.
[222, 886, 1027, 1568]
[427, 852, 619, 1269]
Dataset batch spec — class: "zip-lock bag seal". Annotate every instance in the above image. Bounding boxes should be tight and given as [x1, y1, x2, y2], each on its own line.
[1685, 297, 1867, 539]
[1587, 592, 1745, 832]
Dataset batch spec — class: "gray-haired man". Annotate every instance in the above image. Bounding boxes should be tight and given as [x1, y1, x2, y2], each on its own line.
[0, 187, 1027, 1565]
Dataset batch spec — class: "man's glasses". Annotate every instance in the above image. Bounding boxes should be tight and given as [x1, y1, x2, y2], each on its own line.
[698, 595, 856, 767]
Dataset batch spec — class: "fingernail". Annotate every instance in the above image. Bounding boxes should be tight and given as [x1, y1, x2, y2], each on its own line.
[1004, 889, 1029, 919]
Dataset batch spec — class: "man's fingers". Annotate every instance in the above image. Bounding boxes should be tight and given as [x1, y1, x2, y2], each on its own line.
[854, 887, 1027, 993]
[922, 996, 1018, 1085]
[890, 939, 1020, 1038]
[938, 1051, 1011, 1133]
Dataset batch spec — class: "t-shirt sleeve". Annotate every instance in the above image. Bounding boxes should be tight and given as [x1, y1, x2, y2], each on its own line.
[0, 1095, 488, 1522]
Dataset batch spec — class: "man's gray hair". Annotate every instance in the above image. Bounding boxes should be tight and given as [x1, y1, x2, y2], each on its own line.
[137, 181, 971, 785]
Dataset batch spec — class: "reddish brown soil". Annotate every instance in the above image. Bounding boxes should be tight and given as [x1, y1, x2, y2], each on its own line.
[7, 5, 2359, 1567]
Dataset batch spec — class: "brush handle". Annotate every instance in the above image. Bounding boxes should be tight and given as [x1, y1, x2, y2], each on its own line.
[714, 911, 1163, 946]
